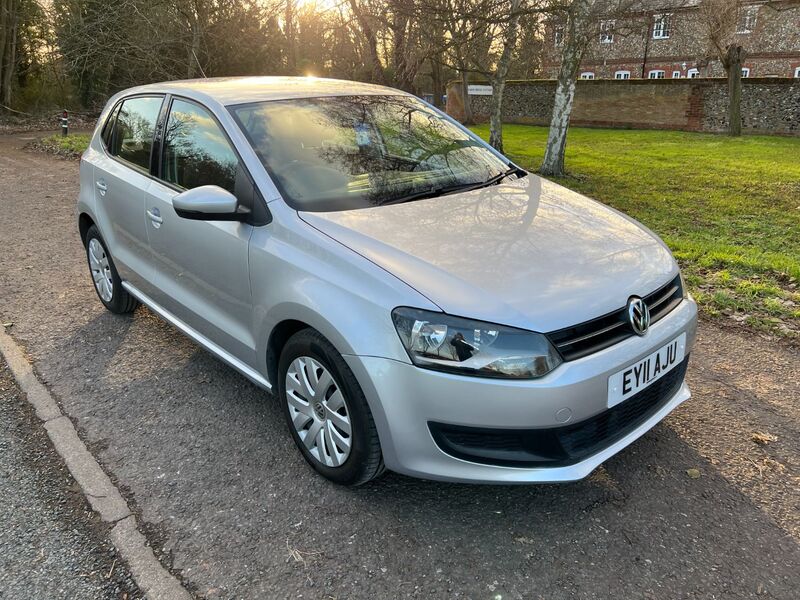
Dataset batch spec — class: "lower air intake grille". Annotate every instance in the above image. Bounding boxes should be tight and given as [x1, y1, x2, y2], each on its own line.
[428, 356, 689, 468]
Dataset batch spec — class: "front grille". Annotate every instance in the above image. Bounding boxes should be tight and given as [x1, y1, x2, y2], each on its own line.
[429, 356, 688, 468]
[547, 275, 684, 361]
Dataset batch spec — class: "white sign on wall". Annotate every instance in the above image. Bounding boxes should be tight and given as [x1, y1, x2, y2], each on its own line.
[467, 85, 493, 96]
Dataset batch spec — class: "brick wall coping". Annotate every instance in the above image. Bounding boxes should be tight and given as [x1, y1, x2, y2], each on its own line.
[448, 77, 798, 87]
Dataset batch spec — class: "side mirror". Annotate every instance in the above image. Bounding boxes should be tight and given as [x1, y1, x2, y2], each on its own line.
[173, 185, 247, 221]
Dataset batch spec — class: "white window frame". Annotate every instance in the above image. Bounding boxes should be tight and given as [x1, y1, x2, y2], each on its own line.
[600, 20, 615, 44]
[614, 70, 631, 80]
[653, 14, 671, 39]
[741, 67, 750, 78]
[795, 66, 800, 78]
[687, 68, 700, 78]
[736, 6, 757, 34]
[648, 69, 666, 79]
[580, 72, 595, 80]
[672, 70, 681, 78]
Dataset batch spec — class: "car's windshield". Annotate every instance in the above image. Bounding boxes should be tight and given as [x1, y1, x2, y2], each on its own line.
[230, 95, 516, 212]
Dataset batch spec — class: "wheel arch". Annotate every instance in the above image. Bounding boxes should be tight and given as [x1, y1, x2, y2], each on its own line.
[266, 319, 311, 386]
[78, 212, 96, 246]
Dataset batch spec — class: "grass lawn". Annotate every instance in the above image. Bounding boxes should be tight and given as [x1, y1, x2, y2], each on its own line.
[472, 124, 800, 340]
[33, 133, 92, 158]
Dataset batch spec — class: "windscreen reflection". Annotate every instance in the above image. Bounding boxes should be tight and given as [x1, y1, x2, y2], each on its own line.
[231, 95, 511, 211]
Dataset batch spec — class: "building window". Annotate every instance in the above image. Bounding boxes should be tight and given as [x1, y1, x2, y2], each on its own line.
[614, 70, 631, 79]
[600, 20, 615, 44]
[648, 69, 666, 79]
[672, 70, 681, 78]
[687, 68, 700, 78]
[736, 6, 757, 33]
[795, 66, 800, 78]
[580, 72, 595, 80]
[653, 14, 671, 39]
[741, 67, 750, 78]
[554, 25, 564, 47]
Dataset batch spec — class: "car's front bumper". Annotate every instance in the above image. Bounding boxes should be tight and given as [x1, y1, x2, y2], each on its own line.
[345, 298, 698, 483]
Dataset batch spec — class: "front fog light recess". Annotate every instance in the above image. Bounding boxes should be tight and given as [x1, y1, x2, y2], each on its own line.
[392, 307, 562, 379]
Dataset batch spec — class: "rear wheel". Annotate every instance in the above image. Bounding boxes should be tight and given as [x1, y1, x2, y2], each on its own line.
[278, 329, 384, 486]
[84, 225, 138, 314]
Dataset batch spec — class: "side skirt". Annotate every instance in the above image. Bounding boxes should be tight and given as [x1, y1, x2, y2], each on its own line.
[121, 281, 273, 392]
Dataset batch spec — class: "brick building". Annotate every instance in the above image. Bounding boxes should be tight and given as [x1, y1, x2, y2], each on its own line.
[542, 1, 800, 80]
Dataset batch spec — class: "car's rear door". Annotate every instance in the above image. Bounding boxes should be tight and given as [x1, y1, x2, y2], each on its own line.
[92, 95, 164, 292]
[144, 96, 259, 365]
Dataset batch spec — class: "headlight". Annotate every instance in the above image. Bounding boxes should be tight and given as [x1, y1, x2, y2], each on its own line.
[391, 307, 562, 379]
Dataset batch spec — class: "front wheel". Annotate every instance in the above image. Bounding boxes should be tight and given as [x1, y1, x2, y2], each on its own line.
[278, 329, 384, 486]
[84, 225, 138, 314]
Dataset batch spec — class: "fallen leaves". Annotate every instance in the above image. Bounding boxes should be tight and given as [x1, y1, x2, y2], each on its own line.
[751, 431, 778, 445]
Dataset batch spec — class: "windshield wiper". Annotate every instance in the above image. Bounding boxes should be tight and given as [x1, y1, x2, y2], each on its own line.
[379, 166, 523, 206]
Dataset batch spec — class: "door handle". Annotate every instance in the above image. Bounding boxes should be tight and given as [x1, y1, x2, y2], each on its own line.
[147, 207, 163, 227]
[96, 180, 107, 195]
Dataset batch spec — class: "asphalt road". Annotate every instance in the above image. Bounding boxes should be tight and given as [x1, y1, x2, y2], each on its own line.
[0, 357, 142, 599]
[1, 133, 799, 599]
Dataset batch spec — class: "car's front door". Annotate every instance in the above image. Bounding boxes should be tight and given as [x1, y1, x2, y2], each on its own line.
[93, 95, 164, 291]
[144, 97, 257, 365]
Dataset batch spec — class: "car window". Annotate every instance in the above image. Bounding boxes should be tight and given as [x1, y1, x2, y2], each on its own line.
[101, 103, 121, 149]
[109, 96, 163, 170]
[231, 95, 511, 212]
[161, 98, 239, 193]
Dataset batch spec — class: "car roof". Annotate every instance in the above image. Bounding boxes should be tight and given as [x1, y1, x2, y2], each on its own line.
[126, 76, 410, 106]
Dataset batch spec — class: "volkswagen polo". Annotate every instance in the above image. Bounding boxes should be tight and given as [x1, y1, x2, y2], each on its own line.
[77, 77, 698, 485]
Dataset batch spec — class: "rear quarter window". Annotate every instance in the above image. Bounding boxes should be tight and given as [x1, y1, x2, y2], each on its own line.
[109, 96, 163, 171]
[101, 103, 120, 149]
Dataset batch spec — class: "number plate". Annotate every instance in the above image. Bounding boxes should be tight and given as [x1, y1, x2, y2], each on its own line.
[607, 333, 686, 408]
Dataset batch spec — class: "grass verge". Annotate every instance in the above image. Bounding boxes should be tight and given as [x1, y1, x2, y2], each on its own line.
[29, 133, 91, 159]
[472, 124, 800, 340]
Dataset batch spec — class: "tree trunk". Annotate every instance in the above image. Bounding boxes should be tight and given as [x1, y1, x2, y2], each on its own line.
[725, 44, 745, 137]
[0, 0, 8, 105]
[430, 56, 443, 108]
[540, 0, 594, 177]
[391, 5, 410, 90]
[488, 0, 522, 152]
[184, 0, 210, 79]
[347, 0, 385, 84]
[460, 68, 473, 125]
[285, 0, 297, 74]
[187, 22, 201, 78]
[1, 0, 17, 107]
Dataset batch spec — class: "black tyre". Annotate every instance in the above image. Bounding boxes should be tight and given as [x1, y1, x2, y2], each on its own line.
[84, 225, 139, 314]
[278, 329, 384, 486]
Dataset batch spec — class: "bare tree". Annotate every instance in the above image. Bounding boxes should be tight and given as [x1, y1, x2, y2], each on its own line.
[432, 0, 533, 145]
[698, 0, 746, 135]
[488, 0, 524, 152]
[540, 0, 597, 176]
[346, 0, 388, 83]
[540, 0, 643, 176]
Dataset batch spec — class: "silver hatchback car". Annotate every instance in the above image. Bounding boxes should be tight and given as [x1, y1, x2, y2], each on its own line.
[77, 77, 698, 485]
